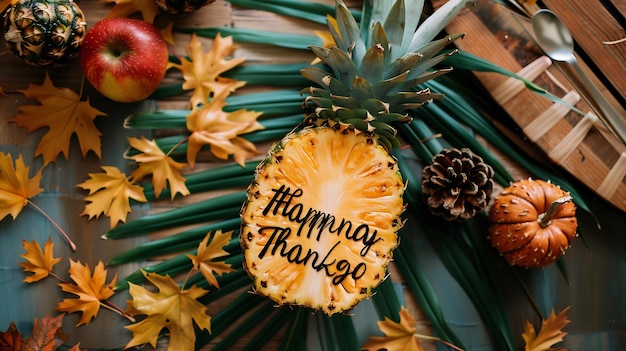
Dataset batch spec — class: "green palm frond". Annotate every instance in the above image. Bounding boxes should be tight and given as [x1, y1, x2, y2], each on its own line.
[179, 26, 321, 50]
[226, 0, 361, 24]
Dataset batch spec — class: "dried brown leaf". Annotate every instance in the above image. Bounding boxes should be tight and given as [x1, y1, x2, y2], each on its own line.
[124, 271, 211, 351]
[362, 306, 425, 351]
[12, 73, 106, 166]
[187, 230, 236, 288]
[55, 260, 118, 327]
[126, 136, 189, 199]
[19, 237, 61, 283]
[523, 306, 571, 351]
[0, 152, 43, 221]
[76, 166, 147, 228]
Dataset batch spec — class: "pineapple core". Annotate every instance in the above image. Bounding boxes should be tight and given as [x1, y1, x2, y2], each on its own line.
[241, 126, 404, 314]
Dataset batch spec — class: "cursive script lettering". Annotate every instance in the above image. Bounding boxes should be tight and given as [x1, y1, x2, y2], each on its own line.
[257, 185, 381, 285]
[257, 226, 366, 285]
[263, 185, 381, 255]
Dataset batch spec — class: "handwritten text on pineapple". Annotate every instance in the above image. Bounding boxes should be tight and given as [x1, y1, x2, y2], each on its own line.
[256, 185, 383, 285]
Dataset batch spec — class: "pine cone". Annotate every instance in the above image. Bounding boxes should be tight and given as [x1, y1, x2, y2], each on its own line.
[421, 148, 494, 221]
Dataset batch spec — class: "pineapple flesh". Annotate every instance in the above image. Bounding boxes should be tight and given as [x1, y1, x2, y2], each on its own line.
[241, 125, 404, 314]
[241, 0, 474, 315]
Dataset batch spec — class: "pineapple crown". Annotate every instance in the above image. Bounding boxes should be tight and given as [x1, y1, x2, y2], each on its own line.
[301, 0, 475, 150]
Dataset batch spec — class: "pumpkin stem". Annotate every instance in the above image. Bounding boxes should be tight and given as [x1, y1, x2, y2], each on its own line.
[537, 195, 572, 228]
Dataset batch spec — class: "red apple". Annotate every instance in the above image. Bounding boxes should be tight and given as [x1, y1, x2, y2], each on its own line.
[80, 18, 169, 103]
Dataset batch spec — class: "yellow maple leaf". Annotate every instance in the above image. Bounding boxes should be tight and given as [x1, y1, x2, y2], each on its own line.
[187, 230, 236, 288]
[362, 306, 425, 351]
[170, 33, 246, 107]
[100, 0, 160, 24]
[19, 237, 61, 283]
[161, 22, 175, 46]
[523, 307, 571, 351]
[11, 72, 107, 166]
[186, 87, 263, 167]
[126, 136, 189, 200]
[76, 166, 147, 229]
[56, 259, 118, 327]
[124, 271, 211, 351]
[0, 152, 43, 221]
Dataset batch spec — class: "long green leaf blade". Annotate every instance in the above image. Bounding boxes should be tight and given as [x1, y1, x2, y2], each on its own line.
[179, 27, 321, 50]
[104, 192, 246, 239]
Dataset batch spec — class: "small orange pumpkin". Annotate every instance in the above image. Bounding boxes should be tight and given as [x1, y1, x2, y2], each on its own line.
[488, 178, 578, 268]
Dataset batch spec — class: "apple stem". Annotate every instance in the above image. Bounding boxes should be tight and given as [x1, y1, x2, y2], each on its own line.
[27, 200, 77, 251]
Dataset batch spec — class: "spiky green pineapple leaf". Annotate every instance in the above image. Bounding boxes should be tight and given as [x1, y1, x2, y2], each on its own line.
[382, 0, 407, 50]
[334, 0, 367, 65]
[301, 66, 351, 95]
[360, 43, 386, 82]
[399, 0, 426, 54]
[408, 0, 477, 54]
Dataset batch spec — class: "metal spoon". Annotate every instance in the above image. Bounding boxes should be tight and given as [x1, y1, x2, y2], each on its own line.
[532, 9, 626, 145]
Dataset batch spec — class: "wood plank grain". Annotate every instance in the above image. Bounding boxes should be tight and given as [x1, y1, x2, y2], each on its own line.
[541, 0, 626, 108]
[442, 0, 626, 212]
[605, 0, 626, 22]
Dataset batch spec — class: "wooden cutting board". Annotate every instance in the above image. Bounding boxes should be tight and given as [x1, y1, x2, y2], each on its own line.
[437, 0, 626, 213]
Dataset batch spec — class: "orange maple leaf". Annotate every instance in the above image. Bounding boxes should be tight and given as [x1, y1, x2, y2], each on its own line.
[186, 87, 263, 167]
[187, 230, 236, 288]
[100, 0, 160, 23]
[19, 237, 61, 283]
[56, 259, 118, 327]
[362, 306, 425, 351]
[126, 136, 189, 200]
[76, 166, 147, 228]
[0, 314, 83, 351]
[124, 271, 211, 351]
[0, 321, 24, 350]
[170, 33, 246, 107]
[11, 72, 107, 166]
[523, 306, 571, 351]
[0, 152, 43, 221]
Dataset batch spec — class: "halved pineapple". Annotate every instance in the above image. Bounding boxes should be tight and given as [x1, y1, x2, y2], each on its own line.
[240, 0, 472, 315]
[240, 124, 404, 314]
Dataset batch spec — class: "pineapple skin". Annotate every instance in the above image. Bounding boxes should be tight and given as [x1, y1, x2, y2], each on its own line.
[240, 125, 405, 315]
[154, 0, 215, 14]
[3, 0, 87, 67]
